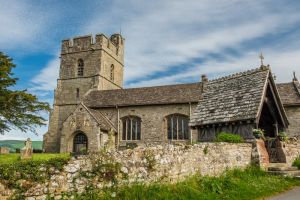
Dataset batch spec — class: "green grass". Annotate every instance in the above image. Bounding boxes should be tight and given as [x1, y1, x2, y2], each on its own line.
[74, 166, 300, 200]
[293, 156, 300, 169]
[0, 153, 70, 164]
[0, 140, 43, 152]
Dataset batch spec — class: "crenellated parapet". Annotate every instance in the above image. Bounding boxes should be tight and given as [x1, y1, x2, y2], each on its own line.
[61, 33, 125, 58]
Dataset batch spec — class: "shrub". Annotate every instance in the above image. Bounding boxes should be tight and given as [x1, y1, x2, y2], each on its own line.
[292, 156, 300, 169]
[203, 145, 209, 155]
[278, 132, 288, 142]
[253, 128, 265, 139]
[215, 132, 244, 143]
[0, 154, 70, 191]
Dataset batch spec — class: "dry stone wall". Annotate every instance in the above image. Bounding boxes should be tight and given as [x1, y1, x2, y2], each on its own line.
[282, 140, 300, 165]
[18, 143, 252, 199]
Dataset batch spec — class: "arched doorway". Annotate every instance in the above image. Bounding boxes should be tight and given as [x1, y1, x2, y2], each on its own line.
[73, 132, 88, 153]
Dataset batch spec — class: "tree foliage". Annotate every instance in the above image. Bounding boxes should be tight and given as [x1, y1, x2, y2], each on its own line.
[0, 52, 50, 134]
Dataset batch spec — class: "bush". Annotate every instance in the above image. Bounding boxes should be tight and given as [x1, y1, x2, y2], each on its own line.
[33, 149, 43, 153]
[253, 129, 265, 139]
[215, 132, 244, 143]
[292, 156, 300, 169]
[0, 154, 70, 191]
[278, 132, 288, 142]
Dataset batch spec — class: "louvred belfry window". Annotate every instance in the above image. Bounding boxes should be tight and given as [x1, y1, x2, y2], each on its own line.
[77, 59, 84, 76]
[110, 64, 114, 81]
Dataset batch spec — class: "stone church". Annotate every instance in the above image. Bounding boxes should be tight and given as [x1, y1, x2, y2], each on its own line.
[43, 33, 300, 153]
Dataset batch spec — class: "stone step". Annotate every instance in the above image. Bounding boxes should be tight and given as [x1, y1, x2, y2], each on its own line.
[267, 163, 299, 172]
[268, 163, 289, 168]
[268, 166, 298, 171]
[267, 170, 300, 177]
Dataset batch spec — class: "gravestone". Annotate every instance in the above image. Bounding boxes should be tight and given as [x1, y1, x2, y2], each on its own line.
[20, 138, 33, 159]
[0, 147, 9, 154]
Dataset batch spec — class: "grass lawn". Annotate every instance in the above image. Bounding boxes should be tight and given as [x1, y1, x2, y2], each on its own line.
[0, 153, 70, 164]
[75, 166, 300, 200]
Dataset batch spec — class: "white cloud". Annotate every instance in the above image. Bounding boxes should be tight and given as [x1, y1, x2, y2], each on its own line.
[32, 0, 300, 91]
[0, 1, 57, 51]
[127, 49, 300, 88]
[31, 57, 60, 91]
[83, 0, 300, 84]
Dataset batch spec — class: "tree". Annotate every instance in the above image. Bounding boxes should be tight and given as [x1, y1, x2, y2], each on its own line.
[0, 52, 50, 135]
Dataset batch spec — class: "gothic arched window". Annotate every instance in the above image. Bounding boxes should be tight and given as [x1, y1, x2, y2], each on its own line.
[166, 114, 189, 140]
[77, 59, 84, 76]
[110, 64, 114, 81]
[122, 116, 141, 141]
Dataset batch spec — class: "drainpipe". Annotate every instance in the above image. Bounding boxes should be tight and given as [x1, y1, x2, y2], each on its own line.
[117, 106, 120, 147]
[189, 102, 192, 144]
[97, 131, 101, 151]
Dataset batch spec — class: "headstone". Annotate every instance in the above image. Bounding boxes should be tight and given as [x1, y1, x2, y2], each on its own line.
[0, 147, 9, 154]
[20, 138, 33, 159]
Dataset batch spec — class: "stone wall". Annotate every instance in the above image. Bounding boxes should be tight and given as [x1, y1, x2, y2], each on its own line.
[11, 143, 252, 199]
[285, 106, 300, 138]
[282, 140, 300, 165]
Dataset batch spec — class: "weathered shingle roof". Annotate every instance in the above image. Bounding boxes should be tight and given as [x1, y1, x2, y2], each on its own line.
[84, 83, 202, 108]
[276, 82, 300, 106]
[190, 67, 270, 126]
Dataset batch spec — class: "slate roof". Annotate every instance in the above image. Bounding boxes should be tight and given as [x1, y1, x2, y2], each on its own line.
[276, 81, 300, 106]
[189, 67, 270, 127]
[84, 83, 202, 108]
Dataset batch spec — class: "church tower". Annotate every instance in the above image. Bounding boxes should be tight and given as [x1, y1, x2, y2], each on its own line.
[43, 33, 125, 152]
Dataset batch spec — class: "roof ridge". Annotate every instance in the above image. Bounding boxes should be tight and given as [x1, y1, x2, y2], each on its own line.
[90, 82, 200, 93]
[208, 66, 270, 83]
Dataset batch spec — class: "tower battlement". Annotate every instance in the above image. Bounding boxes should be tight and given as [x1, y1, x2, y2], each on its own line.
[61, 33, 124, 59]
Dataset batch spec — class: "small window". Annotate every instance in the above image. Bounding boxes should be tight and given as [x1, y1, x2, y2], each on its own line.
[122, 116, 141, 141]
[77, 59, 84, 76]
[76, 88, 80, 98]
[110, 64, 114, 81]
[166, 114, 189, 140]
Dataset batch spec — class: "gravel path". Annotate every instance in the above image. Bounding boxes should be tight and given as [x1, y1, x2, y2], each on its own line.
[267, 187, 300, 200]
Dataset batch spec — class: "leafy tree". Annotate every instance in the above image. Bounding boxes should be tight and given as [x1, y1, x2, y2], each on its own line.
[0, 52, 50, 134]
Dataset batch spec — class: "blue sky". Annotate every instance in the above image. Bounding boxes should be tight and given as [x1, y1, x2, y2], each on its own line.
[1, 0, 300, 141]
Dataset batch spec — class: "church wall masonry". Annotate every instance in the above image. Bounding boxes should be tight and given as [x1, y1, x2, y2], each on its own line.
[96, 103, 198, 147]
[59, 103, 199, 153]
[284, 106, 300, 137]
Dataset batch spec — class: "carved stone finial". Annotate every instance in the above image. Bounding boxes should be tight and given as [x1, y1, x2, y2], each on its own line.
[293, 71, 298, 81]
